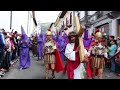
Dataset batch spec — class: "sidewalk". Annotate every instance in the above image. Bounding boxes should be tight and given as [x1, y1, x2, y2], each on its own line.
[0, 58, 19, 78]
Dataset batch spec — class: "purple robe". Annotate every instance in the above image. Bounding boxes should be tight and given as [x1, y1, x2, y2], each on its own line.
[63, 32, 68, 44]
[57, 32, 66, 61]
[42, 33, 46, 43]
[83, 28, 92, 49]
[19, 26, 31, 69]
[52, 34, 57, 42]
[37, 33, 44, 59]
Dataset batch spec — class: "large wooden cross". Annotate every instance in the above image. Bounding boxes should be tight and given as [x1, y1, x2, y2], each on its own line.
[75, 12, 85, 62]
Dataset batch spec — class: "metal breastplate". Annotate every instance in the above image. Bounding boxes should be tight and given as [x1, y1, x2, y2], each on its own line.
[44, 41, 54, 53]
[92, 43, 105, 56]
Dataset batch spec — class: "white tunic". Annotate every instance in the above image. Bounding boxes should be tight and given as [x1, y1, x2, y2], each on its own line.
[65, 43, 88, 79]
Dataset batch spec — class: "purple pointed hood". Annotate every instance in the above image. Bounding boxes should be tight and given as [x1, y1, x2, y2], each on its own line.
[83, 28, 92, 48]
[63, 32, 68, 43]
[58, 32, 63, 43]
[83, 28, 88, 40]
[21, 25, 28, 41]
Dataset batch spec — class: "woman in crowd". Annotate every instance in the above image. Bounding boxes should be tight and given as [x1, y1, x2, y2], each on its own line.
[108, 40, 117, 73]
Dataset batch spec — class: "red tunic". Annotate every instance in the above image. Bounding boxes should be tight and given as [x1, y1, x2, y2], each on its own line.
[86, 41, 98, 78]
[66, 44, 80, 79]
[86, 41, 105, 78]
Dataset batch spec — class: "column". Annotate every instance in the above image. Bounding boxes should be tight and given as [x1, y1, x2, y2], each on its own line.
[111, 19, 118, 39]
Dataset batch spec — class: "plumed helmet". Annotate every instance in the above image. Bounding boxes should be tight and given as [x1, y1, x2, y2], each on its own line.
[95, 32, 102, 40]
[95, 29, 100, 34]
[46, 31, 52, 36]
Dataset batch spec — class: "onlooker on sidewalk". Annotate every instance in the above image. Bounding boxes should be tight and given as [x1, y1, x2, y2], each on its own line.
[0, 32, 5, 76]
[108, 40, 117, 72]
[0, 33, 11, 74]
[115, 42, 120, 76]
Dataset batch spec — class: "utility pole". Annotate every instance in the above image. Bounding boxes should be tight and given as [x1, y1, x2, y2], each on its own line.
[27, 11, 29, 34]
[85, 11, 88, 23]
[10, 11, 12, 30]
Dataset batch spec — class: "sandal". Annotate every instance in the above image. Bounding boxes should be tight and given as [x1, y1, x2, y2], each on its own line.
[45, 76, 48, 79]
[53, 77, 56, 79]
[52, 76, 56, 79]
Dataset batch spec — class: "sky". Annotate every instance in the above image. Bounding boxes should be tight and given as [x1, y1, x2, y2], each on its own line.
[35, 11, 61, 23]
[0, 11, 61, 34]
[0, 11, 96, 34]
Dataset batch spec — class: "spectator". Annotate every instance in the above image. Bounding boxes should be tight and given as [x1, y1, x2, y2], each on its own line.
[0, 32, 5, 76]
[108, 40, 117, 72]
[108, 36, 115, 47]
[1, 33, 11, 74]
[115, 42, 120, 76]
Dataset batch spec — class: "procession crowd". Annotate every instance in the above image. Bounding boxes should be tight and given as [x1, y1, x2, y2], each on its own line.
[0, 25, 120, 79]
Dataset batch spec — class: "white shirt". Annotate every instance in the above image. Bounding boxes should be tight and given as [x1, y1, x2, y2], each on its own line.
[65, 43, 88, 61]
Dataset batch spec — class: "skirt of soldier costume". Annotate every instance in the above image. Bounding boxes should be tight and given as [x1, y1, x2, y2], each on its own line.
[44, 54, 56, 64]
[91, 55, 105, 69]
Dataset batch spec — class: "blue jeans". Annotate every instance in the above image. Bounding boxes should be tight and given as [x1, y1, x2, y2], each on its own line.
[110, 56, 116, 72]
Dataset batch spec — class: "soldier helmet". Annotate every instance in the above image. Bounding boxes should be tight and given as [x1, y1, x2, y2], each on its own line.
[46, 31, 52, 36]
[95, 29, 102, 40]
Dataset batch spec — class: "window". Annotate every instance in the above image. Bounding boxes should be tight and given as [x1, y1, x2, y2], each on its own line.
[64, 18, 68, 30]
[70, 12, 72, 25]
[63, 21, 65, 28]
[66, 17, 68, 27]
[67, 12, 72, 27]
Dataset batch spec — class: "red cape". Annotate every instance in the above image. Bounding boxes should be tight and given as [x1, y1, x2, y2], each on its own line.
[54, 41, 64, 73]
[86, 41, 98, 78]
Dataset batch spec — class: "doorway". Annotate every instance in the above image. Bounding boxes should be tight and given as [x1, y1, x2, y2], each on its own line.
[117, 19, 120, 37]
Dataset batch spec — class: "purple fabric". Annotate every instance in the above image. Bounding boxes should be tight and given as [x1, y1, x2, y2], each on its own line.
[83, 28, 88, 40]
[19, 25, 31, 69]
[57, 32, 66, 61]
[52, 34, 57, 42]
[42, 33, 46, 43]
[37, 33, 44, 59]
[83, 28, 92, 49]
[21, 26, 28, 41]
[63, 32, 68, 44]
[19, 48, 30, 69]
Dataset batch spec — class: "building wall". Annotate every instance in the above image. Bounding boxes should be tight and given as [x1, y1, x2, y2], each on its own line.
[111, 19, 118, 39]
[50, 24, 57, 35]
[61, 11, 74, 35]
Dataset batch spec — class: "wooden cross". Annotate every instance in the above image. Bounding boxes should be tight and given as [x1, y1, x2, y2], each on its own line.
[75, 11, 86, 62]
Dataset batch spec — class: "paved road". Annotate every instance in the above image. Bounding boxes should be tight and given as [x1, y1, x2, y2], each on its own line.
[1, 52, 120, 79]
[1, 53, 67, 79]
